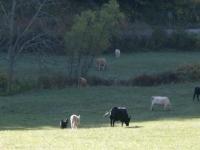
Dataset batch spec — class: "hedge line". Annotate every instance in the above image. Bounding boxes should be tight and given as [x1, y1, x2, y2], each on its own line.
[1, 62, 200, 95]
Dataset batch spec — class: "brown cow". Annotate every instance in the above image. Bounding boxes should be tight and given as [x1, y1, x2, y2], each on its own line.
[96, 58, 107, 70]
[78, 77, 87, 87]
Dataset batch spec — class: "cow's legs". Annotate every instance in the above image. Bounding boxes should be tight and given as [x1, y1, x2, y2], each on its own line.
[112, 120, 115, 127]
[110, 119, 115, 127]
[197, 94, 199, 101]
[193, 93, 196, 100]
[72, 123, 75, 129]
[150, 104, 154, 111]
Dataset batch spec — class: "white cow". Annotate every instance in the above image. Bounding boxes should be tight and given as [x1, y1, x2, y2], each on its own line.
[70, 114, 80, 129]
[150, 96, 171, 111]
[78, 77, 87, 87]
[96, 58, 107, 70]
[115, 49, 120, 58]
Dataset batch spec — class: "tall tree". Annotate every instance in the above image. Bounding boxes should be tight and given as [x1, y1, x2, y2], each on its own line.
[0, 0, 60, 94]
[65, 0, 125, 79]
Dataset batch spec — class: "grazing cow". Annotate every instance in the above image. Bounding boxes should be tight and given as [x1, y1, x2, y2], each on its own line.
[96, 58, 107, 70]
[193, 87, 200, 100]
[78, 77, 87, 87]
[115, 49, 120, 58]
[104, 107, 131, 127]
[60, 119, 68, 129]
[70, 114, 80, 129]
[150, 96, 171, 111]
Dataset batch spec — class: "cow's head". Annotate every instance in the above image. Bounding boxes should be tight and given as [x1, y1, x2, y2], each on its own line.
[168, 104, 171, 110]
[125, 116, 131, 126]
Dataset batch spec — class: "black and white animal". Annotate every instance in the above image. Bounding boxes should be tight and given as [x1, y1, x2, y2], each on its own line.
[193, 87, 200, 100]
[104, 107, 131, 127]
[60, 119, 68, 129]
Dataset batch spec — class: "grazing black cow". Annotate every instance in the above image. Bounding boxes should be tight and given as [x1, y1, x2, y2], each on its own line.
[60, 119, 68, 129]
[193, 87, 200, 101]
[104, 107, 131, 127]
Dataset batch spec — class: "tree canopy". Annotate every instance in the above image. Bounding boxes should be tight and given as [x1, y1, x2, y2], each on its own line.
[65, 0, 125, 79]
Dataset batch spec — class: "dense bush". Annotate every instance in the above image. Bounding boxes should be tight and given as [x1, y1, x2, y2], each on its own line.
[129, 71, 178, 86]
[167, 30, 200, 51]
[2, 62, 200, 95]
[109, 28, 200, 53]
[176, 63, 200, 81]
[11, 80, 36, 94]
[87, 75, 113, 86]
[128, 63, 200, 86]
[37, 75, 70, 89]
[151, 27, 168, 50]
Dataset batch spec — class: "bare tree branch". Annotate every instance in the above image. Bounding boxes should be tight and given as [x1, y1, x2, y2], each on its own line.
[0, 0, 62, 93]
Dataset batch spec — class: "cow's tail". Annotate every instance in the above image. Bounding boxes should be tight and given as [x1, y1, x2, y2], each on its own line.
[103, 111, 110, 117]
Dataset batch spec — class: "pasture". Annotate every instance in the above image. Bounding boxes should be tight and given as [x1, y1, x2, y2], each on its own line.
[1, 84, 200, 149]
[1, 52, 200, 149]
[1, 51, 200, 80]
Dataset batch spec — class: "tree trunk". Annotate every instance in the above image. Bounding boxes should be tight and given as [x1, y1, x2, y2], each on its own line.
[7, 52, 14, 93]
[7, 0, 15, 93]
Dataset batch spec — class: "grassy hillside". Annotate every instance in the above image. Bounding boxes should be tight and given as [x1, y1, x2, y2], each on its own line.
[1, 82, 200, 149]
[1, 52, 200, 80]
[1, 52, 200, 149]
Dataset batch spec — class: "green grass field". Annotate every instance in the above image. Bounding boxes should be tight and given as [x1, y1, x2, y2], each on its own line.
[1, 51, 200, 80]
[1, 83, 200, 149]
[1, 52, 200, 149]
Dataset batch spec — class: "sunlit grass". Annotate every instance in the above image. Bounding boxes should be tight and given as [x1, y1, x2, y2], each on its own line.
[1, 119, 200, 149]
[1, 51, 200, 149]
[1, 83, 200, 149]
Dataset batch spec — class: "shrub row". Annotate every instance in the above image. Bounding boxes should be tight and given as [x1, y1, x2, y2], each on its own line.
[129, 71, 179, 86]
[1, 62, 200, 95]
[109, 28, 200, 53]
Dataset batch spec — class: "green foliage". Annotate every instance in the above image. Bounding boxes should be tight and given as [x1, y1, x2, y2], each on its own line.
[3, 52, 200, 95]
[176, 62, 200, 81]
[129, 71, 178, 86]
[88, 75, 114, 86]
[118, 0, 200, 26]
[66, 0, 125, 56]
[11, 80, 36, 94]
[167, 30, 200, 51]
[0, 74, 71, 95]
[66, 10, 95, 57]
[113, 28, 200, 53]
[65, 0, 125, 79]
[37, 75, 69, 89]
[151, 27, 168, 50]
[129, 62, 200, 87]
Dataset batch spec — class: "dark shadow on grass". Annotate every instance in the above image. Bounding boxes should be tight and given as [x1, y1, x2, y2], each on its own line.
[126, 126, 142, 129]
[1, 90, 200, 131]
